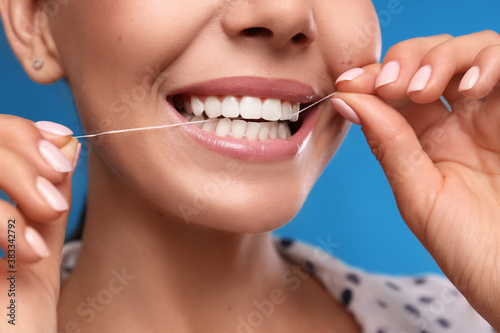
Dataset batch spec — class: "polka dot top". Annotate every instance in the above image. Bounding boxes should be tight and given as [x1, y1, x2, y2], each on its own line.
[60, 238, 495, 332]
[273, 237, 494, 333]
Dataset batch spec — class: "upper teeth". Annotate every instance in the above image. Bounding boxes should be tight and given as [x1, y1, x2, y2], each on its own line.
[181, 95, 300, 122]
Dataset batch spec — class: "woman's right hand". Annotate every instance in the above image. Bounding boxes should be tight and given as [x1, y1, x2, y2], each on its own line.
[0, 116, 80, 332]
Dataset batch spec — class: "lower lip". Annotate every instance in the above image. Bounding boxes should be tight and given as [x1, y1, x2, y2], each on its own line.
[168, 103, 319, 162]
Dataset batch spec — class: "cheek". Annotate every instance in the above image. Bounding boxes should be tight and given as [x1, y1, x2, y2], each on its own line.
[316, 0, 381, 76]
[51, 1, 211, 62]
[49, 1, 218, 130]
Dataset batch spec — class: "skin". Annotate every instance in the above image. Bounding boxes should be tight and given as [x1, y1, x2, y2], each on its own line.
[0, 0, 378, 332]
[1, 0, 500, 332]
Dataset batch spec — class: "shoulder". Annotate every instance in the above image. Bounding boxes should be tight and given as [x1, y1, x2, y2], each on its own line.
[273, 236, 494, 333]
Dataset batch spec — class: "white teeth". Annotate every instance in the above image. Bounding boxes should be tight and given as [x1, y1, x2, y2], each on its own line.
[221, 96, 240, 118]
[269, 122, 278, 139]
[258, 123, 271, 140]
[240, 96, 262, 120]
[190, 115, 205, 128]
[278, 123, 288, 139]
[215, 118, 231, 137]
[290, 103, 300, 122]
[246, 122, 261, 140]
[280, 101, 292, 120]
[205, 96, 222, 118]
[201, 119, 218, 133]
[262, 99, 281, 121]
[184, 114, 292, 141]
[231, 119, 247, 139]
[191, 96, 205, 116]
[180, 95, 302, 122]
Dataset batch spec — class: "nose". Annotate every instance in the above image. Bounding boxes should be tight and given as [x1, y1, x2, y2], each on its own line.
[221, 0, 318, 49]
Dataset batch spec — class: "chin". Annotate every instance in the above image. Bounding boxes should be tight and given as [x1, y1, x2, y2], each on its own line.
[187, 198, 304, 234]
[169, 177, 309, 234]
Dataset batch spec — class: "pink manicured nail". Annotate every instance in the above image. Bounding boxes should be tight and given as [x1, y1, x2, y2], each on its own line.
[35, 121, 73, 136]
[407, 65, 432, 94]
[376, 61, 400, 89]
[459, 66, 480, 92]
[336, 68, 366, 85]
[73, 143, 81, 169]
[36, 176, 69, 212]
[39, 140, 73, 173]
[330, 98, 361, 125]
[25, 226, 50, 258]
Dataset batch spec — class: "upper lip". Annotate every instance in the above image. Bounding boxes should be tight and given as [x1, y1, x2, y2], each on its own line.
[166, 76, 320, 104]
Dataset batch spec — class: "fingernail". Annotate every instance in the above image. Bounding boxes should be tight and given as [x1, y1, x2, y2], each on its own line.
[39, 140, 73, 173]
[36, 176, 69, 212]
[376, 61, 400, 89]
[330, 98, 361, 125]
[459, 66, 480, 92]
[336, 68, 366, 85]
[407, 65, 432, 94]
[35, 121, 73, 136]
[25, 226, 50, 258]
[73, 143, 81, 169]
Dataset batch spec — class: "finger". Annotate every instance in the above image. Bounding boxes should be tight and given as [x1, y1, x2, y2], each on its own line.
[0, 146, 69, 222]
[331, 92, 443, 237]
[0, 116, 74, 184]
[35, 120, 75, 147]
[336, 63, 415, 114]
[0, 201, 51, 262]
[335, 63, 381, 94]
[375, 34, 453, 99]
[407, 31, 500, 104]
[336, 64, 450, 137]
[36, 122, 81, 171]
[458, 44, 500, 100]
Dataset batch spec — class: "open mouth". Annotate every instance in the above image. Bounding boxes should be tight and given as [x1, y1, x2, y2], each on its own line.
[167, 94, 312, 141]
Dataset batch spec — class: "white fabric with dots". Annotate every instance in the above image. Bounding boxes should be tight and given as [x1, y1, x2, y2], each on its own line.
[60, 239, 494, 332]
[274, 238, 494, 333]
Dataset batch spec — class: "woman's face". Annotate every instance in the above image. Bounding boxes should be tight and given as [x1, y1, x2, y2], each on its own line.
[48, 0, 380, 232]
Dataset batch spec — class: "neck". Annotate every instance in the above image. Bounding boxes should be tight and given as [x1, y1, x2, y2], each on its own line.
[58, 154, 292, 332]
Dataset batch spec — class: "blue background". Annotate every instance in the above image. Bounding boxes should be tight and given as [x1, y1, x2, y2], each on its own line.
[1, 0, 499, 275]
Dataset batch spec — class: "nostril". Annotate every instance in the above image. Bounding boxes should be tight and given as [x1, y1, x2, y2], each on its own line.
[241, 27, 273, 38]
[241, 29, 309, 45]
[291, 33, 307, 44]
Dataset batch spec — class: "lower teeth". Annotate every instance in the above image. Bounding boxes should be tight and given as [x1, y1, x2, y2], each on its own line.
[180, 112, 291, 140]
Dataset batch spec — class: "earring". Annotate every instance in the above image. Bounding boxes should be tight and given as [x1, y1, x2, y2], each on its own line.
[32, 57, 43, 70]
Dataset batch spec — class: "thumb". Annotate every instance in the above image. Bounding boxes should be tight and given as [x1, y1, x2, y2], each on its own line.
[331, 92, 443, 235]
[57, 137, 80, 197]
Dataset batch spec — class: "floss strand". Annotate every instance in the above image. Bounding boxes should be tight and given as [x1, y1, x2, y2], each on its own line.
[74, 92, 336, 139]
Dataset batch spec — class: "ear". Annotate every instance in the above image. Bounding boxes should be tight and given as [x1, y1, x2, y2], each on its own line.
[0, 0, 64, 84]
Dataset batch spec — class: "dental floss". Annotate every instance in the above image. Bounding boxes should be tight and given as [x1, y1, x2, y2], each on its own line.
[73, 92, 336, 140]
[292, 92, 336, 115]
[74, 120, 208, 139]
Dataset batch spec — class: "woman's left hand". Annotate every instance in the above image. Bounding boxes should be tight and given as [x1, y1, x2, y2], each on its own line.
[334, 30, 500, 329]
